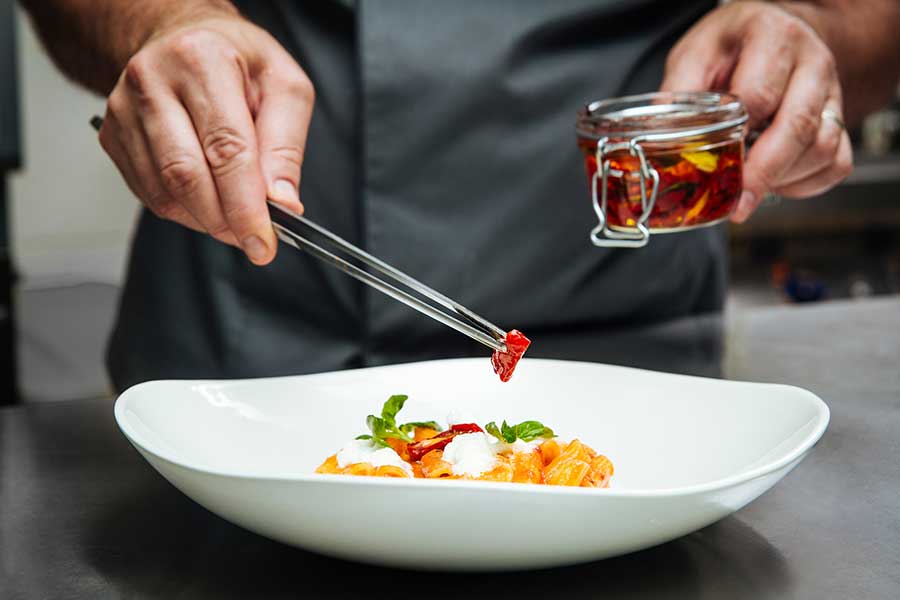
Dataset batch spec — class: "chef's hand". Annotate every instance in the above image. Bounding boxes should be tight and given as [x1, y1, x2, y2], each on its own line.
[98, 14, 313, 264]
[661, 1, 852, 223]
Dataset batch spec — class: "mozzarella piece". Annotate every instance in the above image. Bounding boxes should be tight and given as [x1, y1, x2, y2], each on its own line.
[442, 432, 499, 476]
[336, 439, 413, 476]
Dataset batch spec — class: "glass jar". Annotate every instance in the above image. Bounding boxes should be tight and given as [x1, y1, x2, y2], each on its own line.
[576, 92, 748, 248]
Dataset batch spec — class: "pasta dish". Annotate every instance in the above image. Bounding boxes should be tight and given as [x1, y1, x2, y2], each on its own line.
[316, 395, 614, 487]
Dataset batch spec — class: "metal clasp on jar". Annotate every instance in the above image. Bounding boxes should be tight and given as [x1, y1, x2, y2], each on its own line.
[590, 137, 659, 248]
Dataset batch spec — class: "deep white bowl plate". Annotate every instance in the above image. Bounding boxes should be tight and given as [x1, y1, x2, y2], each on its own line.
[115, 358, 828, 571]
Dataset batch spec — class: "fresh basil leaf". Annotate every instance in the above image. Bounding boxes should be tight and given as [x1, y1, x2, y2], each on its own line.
[400, 421, 442, 434]
[369, 416, 392, 439]
[367, 412, 412, 444]
[366, 414, 383, 435]
[371, 437, 391, 448]
[484, 419, 557, 443]
[516, 421, 553, 442]
[485, 421, 503, 442]
[354, 434, 390, 448]
[514, 420, 553, 441]
[381, 394, 409, 427]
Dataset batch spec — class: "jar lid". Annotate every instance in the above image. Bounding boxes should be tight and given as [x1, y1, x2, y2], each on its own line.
[576, 91, 747, 140]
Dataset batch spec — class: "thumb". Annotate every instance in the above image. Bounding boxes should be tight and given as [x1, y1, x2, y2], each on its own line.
[731, 151, 773, 223]
[255, 75, 314, 215]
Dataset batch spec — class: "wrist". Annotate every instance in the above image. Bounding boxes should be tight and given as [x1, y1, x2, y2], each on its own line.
[770, 2, 833, 46]
[116, 1, 242, 70]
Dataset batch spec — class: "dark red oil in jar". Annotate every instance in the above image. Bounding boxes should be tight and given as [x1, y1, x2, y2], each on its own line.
[577, 138, 743, 229]
[576, 92, 748, 234]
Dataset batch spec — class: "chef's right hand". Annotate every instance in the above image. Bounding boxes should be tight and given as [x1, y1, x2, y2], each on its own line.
[98, 13, 314, 265]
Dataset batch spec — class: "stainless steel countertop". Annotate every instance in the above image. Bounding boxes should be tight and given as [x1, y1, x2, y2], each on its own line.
[2, 297, 898, 598]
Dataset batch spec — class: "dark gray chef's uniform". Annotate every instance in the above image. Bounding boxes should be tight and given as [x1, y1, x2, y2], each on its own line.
[107, 0, 723, 391]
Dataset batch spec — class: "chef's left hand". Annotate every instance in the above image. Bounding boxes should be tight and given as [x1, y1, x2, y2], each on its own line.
[661, 0, 853, 222]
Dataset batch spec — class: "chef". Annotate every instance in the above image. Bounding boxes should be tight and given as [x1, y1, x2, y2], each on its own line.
[20, 0, 900, 390]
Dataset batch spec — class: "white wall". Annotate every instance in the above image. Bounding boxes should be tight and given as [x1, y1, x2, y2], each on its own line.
[11, 7, 139, 289]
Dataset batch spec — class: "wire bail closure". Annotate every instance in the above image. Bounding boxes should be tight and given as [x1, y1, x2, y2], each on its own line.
[590, 137, 659, 248]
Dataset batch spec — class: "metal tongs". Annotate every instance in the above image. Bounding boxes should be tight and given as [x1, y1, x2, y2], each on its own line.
[89, 115, 508, 354]
[268, 201, 507, 352]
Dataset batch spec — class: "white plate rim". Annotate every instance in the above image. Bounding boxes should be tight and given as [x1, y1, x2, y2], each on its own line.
[114, 358, 830, 499]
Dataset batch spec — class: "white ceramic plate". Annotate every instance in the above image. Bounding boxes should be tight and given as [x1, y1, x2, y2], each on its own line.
[115, 358, 828, 571]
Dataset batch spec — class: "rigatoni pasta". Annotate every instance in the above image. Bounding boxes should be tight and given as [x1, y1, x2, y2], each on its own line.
[315, 395, 614, 488]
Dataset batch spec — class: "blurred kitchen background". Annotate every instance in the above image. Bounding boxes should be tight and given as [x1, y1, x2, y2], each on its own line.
[2, 4, 900, 404]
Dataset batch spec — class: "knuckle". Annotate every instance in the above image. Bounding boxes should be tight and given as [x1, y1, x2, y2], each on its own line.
[787, 109, 821, 148]
[105, 91, 128, 120]
[267, 144, 304, 171]
[208, 221, 233, 240]
[805, 48, 837, 82]
[166, 29, 241, 76]
[759, 11, 780, 31]
[834, 151, 853, 180]
[752, 170, 775, 194]
[285, 72, 315, 102]
[159, 155, 203, 196]
[741, 86, 781, 120]
[202, 127, 254, 174]
[819, 125, 842, 158]
[167, 29, 218, 64]
[744, 9, 777, 37]
[143, 194, 167, 219]
[781, 16, 808, 40]
[123, 54, 154, 96]
[745, 160, 775, 192]
[221, 201, 269, 237]
[153, 200, 183, 221]
[222, 199, 262, 224]
[818, 51, 837, 77]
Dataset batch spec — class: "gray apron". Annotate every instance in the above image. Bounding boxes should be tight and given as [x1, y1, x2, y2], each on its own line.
[107, 0, 722, 391]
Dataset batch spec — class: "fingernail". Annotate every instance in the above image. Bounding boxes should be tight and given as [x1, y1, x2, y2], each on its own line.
[242, 235, 269, 263]
[272, 179, 298, 203]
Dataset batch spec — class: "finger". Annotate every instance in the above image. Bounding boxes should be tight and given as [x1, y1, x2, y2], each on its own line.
[777, 95, 845, 187]
[99, 110, 147, 201]
[254, 59, 312, 213]
[776, 129, 853, 198]
[132, 84, 239, 245]
[660, 19, 739, 92]
[102, 92, 208, 236]
[108, 135, 208, 235]
[176, 51, 275, 265]
[737, 59, 831, 221]
[726, 23, 796, 127]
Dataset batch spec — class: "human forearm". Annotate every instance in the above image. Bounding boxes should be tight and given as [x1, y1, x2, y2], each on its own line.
[773, 1, 900, 125]
[19, 0, 238, 95]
